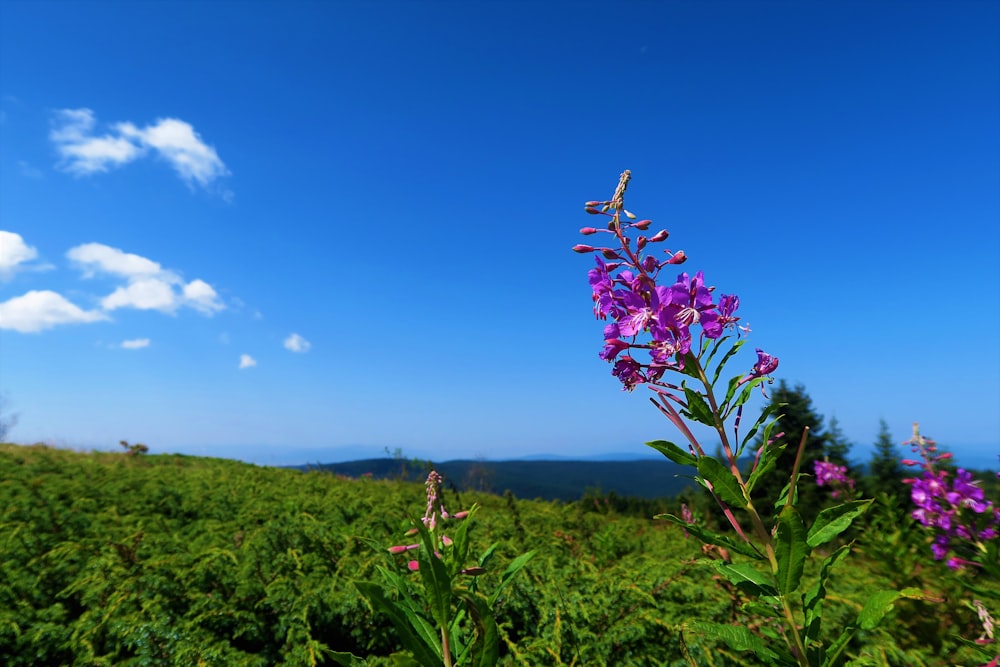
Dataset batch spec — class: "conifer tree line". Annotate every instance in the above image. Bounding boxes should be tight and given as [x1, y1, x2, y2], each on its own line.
[748, 379, 911, 522]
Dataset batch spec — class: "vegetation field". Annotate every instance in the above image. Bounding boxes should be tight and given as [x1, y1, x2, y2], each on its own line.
[0, 443, 994, 666]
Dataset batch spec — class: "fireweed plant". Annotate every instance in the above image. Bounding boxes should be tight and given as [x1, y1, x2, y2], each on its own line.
[573, 171, 921, 667]
[901, 423, 1000, 663]
[337, 471, 535, 667]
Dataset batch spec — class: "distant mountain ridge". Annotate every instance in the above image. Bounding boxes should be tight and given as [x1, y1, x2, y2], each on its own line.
[292, 457, 694, 502]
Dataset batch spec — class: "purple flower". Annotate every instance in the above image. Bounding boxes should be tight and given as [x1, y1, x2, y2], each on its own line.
[612, 356, 645, 391]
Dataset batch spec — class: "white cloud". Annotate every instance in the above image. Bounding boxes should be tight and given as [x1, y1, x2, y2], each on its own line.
[67, 242, 166, 279]
[238, 354, 257, 369]
[182, 279, 224, 314]
[50, 108, 228, 189]
[120, 338, 150, 349]
[102, 278, 178, 312]
[51, 108, 143, 175]
[119, 118, 228, 187]
[67, 242, 223, 317]
[283, 333, 311, 353]
[0, 290, 108, 333]
[0, 231, 40, 280]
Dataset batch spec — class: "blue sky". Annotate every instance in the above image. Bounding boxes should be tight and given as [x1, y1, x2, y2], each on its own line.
[1, 1, 997, 469]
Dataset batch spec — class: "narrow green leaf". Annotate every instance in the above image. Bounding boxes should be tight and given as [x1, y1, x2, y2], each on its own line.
[745, 441, 786, 495]
[802, 544, 851, 648]
[656, 513, 764, 559]
[488, 550, 536, 607]
[645, 439, 697, 467]
[738, 404, 783, 454]
[697, 456, 747, 509]
[355, 581, 442, 667]
[711, 338, 745, 387]
[682, 387, 717, 427]
[456, 590, 499, 667]
[328, 651, 369, 666]
[858, 589, 903, 629]
[714, 561, 776, 597]
[414, 523, 452, 627]
[679, 351, 702, 380]
[807, 500, 872, 548]
[774, 505, 808, 594]
[686, 621, 781, 662]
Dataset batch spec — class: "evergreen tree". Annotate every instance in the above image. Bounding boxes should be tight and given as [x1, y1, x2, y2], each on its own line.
[866, 419, 908, 501]
[825, 415, 854, 470]
[749, 380, 829, 525]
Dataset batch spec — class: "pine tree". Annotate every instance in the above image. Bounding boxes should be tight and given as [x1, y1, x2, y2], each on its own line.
[749, 380, 829, 525]
[866, 419, 906, 500]
[825, 415, 854, 470]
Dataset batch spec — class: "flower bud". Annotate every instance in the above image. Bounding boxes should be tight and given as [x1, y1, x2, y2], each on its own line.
[585, 201, 603, 207]
[585, 206, 602, 215]
[407, 560, 420, 571]
[636, 236, 647, 250]
[649, 229, 669, 243]
[601, 249, 622, 260]
[451, 511, 469, 519]
[633, 219, 652, 230]
[572, 244, 595, 253]
[579, 227, 598, 235]
[460, 567, 486, 576]
[666, 250, 687, 265]
[404, 527, 419, 536]
[441, 535, 453, 546]
[388, 543, 420, 554]
[623, 209, 637, 219]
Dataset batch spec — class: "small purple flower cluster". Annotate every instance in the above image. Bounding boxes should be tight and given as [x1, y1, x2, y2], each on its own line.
[814, 460, 856, 499]
[574, 171, 776, 391]
[901, 423, 999, 570]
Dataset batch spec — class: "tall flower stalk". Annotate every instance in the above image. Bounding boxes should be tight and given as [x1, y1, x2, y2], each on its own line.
[340, 471, 535, 667]
[574, 171, 918, 667]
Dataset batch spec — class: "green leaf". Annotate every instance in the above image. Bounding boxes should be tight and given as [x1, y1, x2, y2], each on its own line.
[697, 456, 747, 509]
[710, 338, 745, 387]
[738, 404, 783, 455]
[686, 621, 782, 662]
[714, 561, 776, 597]
[858, 589, 903, 630]
[645, 439, 697, 467]
[456, 590, 499, 667]
[745, 441, 786, 495]
[679, 351, 702, 380]
[656, 513, 764, 559]
[806, 500, 872, 548]
[774, 505, 808, 594]
[328, 650, 369, 666]
[417, 539, 453, 628]
[488, 550, 536, 607]
[682, 387, 717, 427]
[355, 581, 442, 667]
[802, 544, 851, 653]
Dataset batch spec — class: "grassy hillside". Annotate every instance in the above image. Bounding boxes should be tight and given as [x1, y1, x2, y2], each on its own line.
[0, 443, 991, 666]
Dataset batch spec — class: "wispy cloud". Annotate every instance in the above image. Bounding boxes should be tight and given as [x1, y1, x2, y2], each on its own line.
[67, 242, 224, 315]
[50, 108, 143, 175]
[0, 231, 42, 280]
[238, 354, 257, 369]
[50, 108, 229, 189]
[120, 338, 151, 349]
[0, 290, 109, 333]
[283, 333, 311, 353]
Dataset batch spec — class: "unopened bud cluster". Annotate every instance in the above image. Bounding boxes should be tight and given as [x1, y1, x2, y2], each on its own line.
[387, 470, 480, 575]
